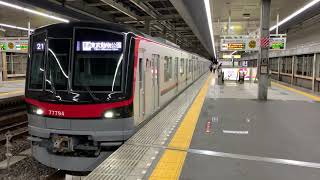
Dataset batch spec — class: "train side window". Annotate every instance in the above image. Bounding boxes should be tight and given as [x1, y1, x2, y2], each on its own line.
[189, 60, 192, 73]
[180, 58, 185, 75]
[186, 59, 188, 75]
[164, 56, 172, 82]
[139, 58, 143, 88]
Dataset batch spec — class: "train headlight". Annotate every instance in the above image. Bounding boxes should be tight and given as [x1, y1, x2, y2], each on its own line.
[102, 106, 133, 119]
[27, 104, 44, 116]
[104, 111, 114, 118]
[36, 108, 44, 115]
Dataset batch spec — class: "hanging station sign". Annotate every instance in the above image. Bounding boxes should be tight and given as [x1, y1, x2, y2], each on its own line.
[220, 34, 287, 52]
[220, 38, 246, 51]
[0, 37, 28, 52]
[220, 36, 259, 51]
[269, 34, 287, 50]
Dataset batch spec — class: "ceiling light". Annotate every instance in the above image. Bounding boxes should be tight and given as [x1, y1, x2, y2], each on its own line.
[0, 1, 69, 23]
[0, 26, 5, 32]
[270, 0, 320, 31]
[243, 13, 250, 19]
[0, 23, 33, 31]
[204, 0, 217, 59]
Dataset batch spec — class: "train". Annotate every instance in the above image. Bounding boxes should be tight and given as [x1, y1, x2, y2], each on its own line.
[25, 22, 210, 171]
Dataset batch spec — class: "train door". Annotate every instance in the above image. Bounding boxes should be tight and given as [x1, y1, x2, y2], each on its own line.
[152, 54, 160, 110]
[175, 58, 179, 93]
[144, 58, 153, 116]
[138, 56, 145, 123]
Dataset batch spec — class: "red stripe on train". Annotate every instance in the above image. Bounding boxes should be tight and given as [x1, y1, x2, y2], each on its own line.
[25, 36, 141, 119]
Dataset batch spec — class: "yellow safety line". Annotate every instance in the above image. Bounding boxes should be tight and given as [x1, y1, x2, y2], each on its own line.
[272, 82, 320, 101]
[150, 75, 212, 180]
[0, 89, 24, 97]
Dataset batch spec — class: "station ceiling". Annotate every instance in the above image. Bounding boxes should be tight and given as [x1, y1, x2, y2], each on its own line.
[0, 0, 210, 57]
[213, 0, 310, 35]
[0, 0, 320, 58]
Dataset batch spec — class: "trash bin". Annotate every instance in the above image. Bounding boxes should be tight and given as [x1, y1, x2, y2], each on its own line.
[238, 72, 244, 84]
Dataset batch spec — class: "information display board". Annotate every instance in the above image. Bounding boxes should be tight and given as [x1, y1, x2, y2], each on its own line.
[220, 37, 259, 51]
[221, 34, 286, 51]
[269, 37, 286, 50]
[221, 39, 246, 51]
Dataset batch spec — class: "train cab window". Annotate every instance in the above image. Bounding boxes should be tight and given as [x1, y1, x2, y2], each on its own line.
[180, 58, 185, 75]
[46, 39, 70, 90]
[29, 33, 46, 89]
[73, 28, 124, 91]
[164, 56, 172, 82]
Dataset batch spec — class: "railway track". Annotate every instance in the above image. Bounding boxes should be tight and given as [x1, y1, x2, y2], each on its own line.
[45, 170, 67, 180]
[0, 96, 27, 144]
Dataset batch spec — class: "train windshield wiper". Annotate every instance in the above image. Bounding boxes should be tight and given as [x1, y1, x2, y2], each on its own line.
[46, 71, 58, 99]
[79, 82, 102, 103]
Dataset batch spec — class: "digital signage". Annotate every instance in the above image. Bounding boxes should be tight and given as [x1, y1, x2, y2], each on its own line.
[77, 41, 122, 52]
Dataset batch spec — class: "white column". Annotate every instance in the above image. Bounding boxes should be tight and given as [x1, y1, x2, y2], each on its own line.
[258, 0, 271, 100]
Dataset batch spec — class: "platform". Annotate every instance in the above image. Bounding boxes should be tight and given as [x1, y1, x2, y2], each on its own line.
[86, 74, 320, 180]
[0, 80, 25, 99]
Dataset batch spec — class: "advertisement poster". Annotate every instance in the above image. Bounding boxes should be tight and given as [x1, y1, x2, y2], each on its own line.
[223, 68, 238, 80]
[223, 68, 257, 81]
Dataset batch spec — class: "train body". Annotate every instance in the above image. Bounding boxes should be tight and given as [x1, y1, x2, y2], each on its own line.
[25, 22, 210, 171]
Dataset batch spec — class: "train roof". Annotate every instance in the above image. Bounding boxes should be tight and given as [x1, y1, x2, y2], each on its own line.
[34, 21, 142, 36]
[33, 21, 208, 60]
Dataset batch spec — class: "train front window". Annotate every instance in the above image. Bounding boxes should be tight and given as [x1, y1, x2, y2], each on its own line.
[29, 33, 46, 89]
[46, 39, 70, 90]
[73, 29, 124, 92]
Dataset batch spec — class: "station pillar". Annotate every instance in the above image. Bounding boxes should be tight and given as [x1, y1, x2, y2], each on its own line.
[258, 0, 271, 100]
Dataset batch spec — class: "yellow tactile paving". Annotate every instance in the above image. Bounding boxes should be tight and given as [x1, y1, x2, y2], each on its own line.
[150, 75, 212, 180]
[149, 150, 187, 180]
[272, 82, 320, 101]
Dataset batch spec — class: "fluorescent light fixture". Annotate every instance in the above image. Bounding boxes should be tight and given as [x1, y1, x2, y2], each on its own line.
[270, 0, 320, 31]
[0, 1, 69, 23]
[204, 0, 217, 59]
[0, 23, 33, 31]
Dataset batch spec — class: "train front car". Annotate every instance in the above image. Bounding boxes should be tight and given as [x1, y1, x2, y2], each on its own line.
[25, 22, 137, 171]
